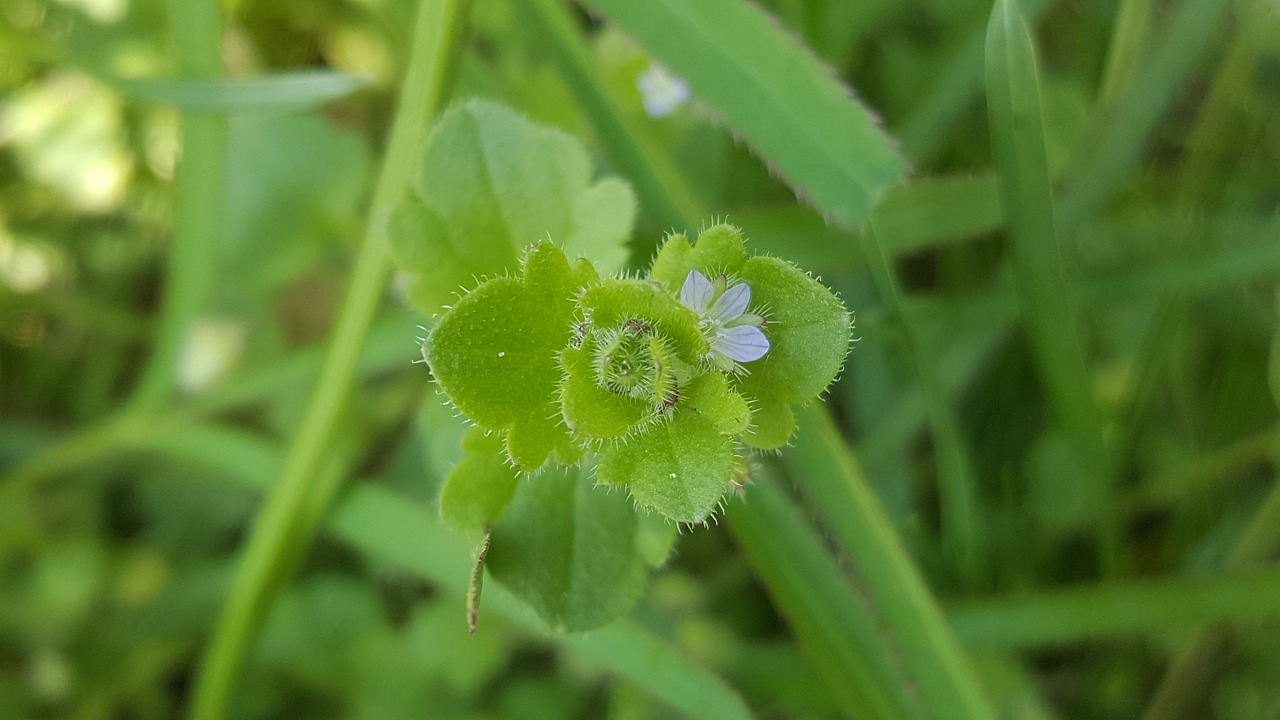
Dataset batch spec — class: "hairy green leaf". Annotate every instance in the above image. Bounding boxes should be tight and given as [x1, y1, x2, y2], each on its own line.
[581, 0, 905, 228]
[424, 242, 597, 469]
[597, 373, 746, 523]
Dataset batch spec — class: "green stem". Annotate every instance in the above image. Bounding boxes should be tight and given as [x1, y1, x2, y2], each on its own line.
[186, 2, 471, 718]
[126, 0, 226, 415]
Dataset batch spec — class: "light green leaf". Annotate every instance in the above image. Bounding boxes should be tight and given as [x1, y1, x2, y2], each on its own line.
[438, 427, 520, 532]
[598, 373, 744, 523]
[487, 466, 646, 632]
[581, 0, 905, 228]
[390, 99, 635, 315]
[424, 243, 597, 470]
[735, 256, 852, 448]
[649, 225, 748, 292]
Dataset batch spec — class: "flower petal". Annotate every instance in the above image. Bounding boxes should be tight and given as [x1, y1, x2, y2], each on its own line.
[679, 269, 714, 314]
[714, 324, 770, 363]
[708, 282, 750, 324]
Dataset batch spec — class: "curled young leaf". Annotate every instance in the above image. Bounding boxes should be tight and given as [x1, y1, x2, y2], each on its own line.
[597, 372, 749, 523]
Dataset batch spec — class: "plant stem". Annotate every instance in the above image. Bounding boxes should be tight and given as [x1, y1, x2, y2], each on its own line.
[186, 2, 471, 718]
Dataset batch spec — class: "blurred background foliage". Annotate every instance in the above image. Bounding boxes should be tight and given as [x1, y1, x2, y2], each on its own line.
[2, 0, 1280, 718]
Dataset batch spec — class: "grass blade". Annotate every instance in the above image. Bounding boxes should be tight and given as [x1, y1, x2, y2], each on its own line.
[785, 405, 998, 720]
[187, 2, 472, 717]
[1057, 0, 1228, 231]
[1097, 0, 1155, 104]
[985, 0, 1118, 571]
[727, 467, 926, 720]
[948, 568, 1280, 650]
[582, 0, 905, 228]
[860, 221, 984, 578]
[112, 71, 367, 113]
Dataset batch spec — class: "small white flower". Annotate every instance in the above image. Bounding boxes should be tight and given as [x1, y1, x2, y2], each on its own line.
[637, 64, 691, 118]
[679, 269, 769, 368]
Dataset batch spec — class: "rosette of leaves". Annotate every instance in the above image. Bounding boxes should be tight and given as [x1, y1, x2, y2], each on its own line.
[392, 100, 849, 632]
[424, 224, 850, 526]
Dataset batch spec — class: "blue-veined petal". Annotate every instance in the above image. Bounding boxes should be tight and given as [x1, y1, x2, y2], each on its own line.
[708, 282, 750, 324]
[680, 269, 715, 314]
[715, 324, 770, 362]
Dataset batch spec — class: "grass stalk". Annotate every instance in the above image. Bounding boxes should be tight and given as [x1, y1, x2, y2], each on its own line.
[125, 0, 226, 414]
[185, 2, 471, 718]
[784, 405, 997, 720]
[862, 219, 984, 580]
[985, 0, 1120, 574]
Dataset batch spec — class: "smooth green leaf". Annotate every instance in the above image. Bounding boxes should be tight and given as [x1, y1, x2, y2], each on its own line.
[425, 242, 598, 469]
[390, 99, 635, 315]
[438, 427, 520, 532]
[487, 466, 646, 632]
[582, 0, 905, 228]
